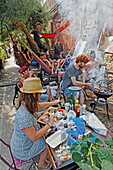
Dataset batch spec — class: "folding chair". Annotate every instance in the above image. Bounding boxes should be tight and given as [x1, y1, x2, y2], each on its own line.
[0, 138, 39, 170]
[13, 82, 21, 107]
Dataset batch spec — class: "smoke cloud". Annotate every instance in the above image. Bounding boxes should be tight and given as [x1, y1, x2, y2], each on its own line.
[56, 0, 113, 56]
[55, 0, 113, 83]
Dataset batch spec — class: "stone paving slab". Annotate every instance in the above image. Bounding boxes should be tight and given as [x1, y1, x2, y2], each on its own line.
[0, 56, 40, 170]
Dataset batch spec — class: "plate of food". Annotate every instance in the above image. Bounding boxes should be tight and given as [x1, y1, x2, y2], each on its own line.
[37, 107, 67, 126]
[68, 86, 82, 91]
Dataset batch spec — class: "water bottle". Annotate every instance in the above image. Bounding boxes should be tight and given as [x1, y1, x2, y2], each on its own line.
[81, 104, 86, 115]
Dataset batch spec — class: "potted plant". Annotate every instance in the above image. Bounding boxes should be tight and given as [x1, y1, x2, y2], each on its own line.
[70, 133, 113, 170]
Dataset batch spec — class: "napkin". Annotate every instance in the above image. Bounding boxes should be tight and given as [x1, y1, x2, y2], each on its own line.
[81, 112, 108, 136]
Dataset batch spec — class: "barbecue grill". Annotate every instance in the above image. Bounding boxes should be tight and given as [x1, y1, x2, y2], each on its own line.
[90, 87, 113, 120]
[93, 87, 112, 98]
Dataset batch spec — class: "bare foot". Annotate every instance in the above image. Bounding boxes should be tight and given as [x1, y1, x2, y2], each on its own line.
[38, 160, 51, 169]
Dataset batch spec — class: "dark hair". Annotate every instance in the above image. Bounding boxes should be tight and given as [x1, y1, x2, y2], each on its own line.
[40, 52, 46, 56]
[24, 48, 28, 54]
[21, 46, 24, 52]
[60, 52, 65, 58]
[35, 22, 41, 26]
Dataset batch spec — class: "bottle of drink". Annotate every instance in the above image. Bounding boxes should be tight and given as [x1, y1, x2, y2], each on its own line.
[71, 93, 75, 105]
[61, 123, 68, 146]
[60, 92, 65, 109]
[69, 99, 73, 110]
[74, 100, 80, 117]
[81, 104, 86, 115]
[69, 93, 75, 110]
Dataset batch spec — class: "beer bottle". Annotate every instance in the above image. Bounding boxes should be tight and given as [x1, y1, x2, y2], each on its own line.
[60, 92, 65, 109]
[61, 123, 68, 146]
[74, 100, 80, 117]
[69, 93, 75, 110]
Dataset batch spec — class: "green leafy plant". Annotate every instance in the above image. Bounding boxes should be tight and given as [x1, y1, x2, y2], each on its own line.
[70, 133, 113, 170]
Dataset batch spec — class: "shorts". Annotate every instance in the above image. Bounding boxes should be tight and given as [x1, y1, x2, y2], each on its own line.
[40, 94, 48, 101]
[40, 86, 48, 101]
[64, 87, 83, 98]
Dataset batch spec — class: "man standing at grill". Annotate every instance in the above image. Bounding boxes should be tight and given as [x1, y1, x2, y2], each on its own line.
[31, 22, 48, 54]
[84, 49, 105, 83]
[61, 54, 94, 105]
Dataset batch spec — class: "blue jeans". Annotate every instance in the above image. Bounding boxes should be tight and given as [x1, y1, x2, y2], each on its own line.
[64, 87, 83, 98]
[40, 86, 48, 101]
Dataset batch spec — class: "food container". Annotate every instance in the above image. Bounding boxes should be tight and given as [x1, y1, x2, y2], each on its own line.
[46, 130, 68, 148]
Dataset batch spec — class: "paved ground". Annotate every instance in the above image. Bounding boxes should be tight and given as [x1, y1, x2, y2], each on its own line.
[0, 55, 36, 170]
[0, 54, 113, 170]
[85, 89, 113, 133]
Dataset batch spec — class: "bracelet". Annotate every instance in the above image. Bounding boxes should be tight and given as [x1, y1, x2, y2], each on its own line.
[47, 123, 51, 128]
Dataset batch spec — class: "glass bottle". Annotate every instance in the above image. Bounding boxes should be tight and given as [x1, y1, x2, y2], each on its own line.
[69, 93, 75, 110]
[60, 92, 65, 109]
[74, 100, 80, 117]
[61, 124, 68, 146]
[71, 93, 75, 105]
[69, 99, 73, 110]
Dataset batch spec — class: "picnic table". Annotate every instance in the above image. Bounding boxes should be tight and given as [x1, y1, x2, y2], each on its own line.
[37, 107, 112, 169]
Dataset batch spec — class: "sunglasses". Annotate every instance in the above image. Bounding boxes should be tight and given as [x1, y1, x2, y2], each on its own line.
[40, 54, 46, 56]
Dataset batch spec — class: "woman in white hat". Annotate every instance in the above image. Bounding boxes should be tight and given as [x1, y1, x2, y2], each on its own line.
[10, 77, 60, 169]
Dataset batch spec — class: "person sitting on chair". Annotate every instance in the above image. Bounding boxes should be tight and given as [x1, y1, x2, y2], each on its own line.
[22, 48, 32, 65]
[61, 54, 94, 105]
[19, 66, 53, 102]
[11, 77, 60, 169]
[51, 52, 66, 74]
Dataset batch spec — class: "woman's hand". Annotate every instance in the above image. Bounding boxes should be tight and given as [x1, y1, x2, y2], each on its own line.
[87, 83, 94, 88]
[37, 99, 61, 109]
[53, 99, 61, 105]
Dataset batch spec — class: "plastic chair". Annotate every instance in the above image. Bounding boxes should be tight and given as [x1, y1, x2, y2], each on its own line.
[0, 138, 39, 170]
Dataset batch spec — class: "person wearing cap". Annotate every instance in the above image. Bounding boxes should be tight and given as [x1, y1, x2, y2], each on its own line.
[11, 77, 60, 169]
[18, 66, 28, 74]
[18, 66, 53, 102]
[31, 22, 48, 53]
[17, 66, 35, 88]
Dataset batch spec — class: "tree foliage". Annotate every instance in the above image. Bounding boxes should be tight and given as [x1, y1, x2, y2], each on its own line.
[0, 0, 52, 53]
[0, 0, 45, 24]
